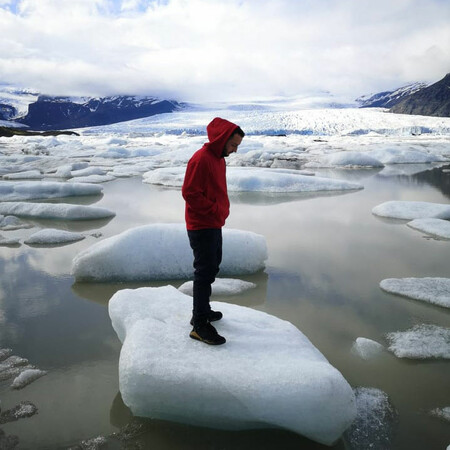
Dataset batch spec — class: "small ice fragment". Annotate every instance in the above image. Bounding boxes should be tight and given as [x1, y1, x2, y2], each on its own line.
[380, 277, 450, 309]
[11, 369, 47, 390]
[386, 324, 450, 359]
[430, 407, 450, 422]
[351, 337, 384, 360]
[25, 229, 85, 245]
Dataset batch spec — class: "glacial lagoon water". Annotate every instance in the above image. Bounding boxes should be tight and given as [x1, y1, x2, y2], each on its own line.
[0, 166, 449, 449]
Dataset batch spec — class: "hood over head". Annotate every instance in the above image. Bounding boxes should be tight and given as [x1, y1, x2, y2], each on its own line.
[206, 117, 239, 158]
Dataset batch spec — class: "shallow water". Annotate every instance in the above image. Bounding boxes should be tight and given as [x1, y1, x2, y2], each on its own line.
[0, 165, 449, 449]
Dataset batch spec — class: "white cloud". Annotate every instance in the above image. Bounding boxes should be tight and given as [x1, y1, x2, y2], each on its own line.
[0, 0, 449, 102]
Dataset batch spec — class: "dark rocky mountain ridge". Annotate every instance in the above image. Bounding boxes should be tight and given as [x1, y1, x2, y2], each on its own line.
[15, 95, 181, 130]
[389, 73, 450, 117]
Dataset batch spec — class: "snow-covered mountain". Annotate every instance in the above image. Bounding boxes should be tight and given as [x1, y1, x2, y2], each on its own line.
[356, 82, 428, 109]
[0, 85, 182, 130]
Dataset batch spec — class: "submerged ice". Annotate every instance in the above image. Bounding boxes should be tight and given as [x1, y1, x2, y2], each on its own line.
[407, 218, 450, 240]
[72, 223, 267, 281]
[0, 202, 115, 220]
[108, 285, 356, 445]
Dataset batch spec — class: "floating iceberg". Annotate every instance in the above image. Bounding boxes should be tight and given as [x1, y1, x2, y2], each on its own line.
[407, 218, 450, 240]
[368, 147, 446, 164]
[0, 181, 103, 201]
[0, 214, 32, 231]
[372, 201, 450, 220]
[11, 369, 47, 390]
[305, 151, 384, 168]
[144, 166, 363, 193]
[72, 223, 267, 282]
[351, 337, 385, 360]
[178, 278, 256, 296]
[3, 170, 44, 180]
[109, 285, 356, 445]
[380, 277, 450, 309]
[24, 229, 85, 245]
[68, 174, 115, 183]
[0, 234, 20, 246]
[0, 202, 115, 221]
[386, 324, 450, 359]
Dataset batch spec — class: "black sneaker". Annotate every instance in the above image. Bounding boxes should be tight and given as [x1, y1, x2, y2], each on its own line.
[190, 310, 223, 326]
[190, 322, 226, 345]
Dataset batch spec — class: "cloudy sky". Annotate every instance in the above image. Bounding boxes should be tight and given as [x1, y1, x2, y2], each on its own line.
[0, 0, 449, 102]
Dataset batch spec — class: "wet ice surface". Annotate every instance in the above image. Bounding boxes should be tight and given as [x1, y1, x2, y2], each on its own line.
[351, 337, 385, 360]
[407, 218, 450, 239]
[386, 324, 450, 359]
[72, 224, 268, 281]
[380, 277, 450, 309]
[372, 201, 450, 220]
[0, 107, 450, 449]
[109, 285, 356, 445]
[24, 229, 85, 245]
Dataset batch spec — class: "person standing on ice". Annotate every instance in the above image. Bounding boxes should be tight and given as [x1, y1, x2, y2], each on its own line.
[182, 117, 245, 345]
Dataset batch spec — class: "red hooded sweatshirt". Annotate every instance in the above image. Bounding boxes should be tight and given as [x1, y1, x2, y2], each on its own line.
[182, 117, 239, 230]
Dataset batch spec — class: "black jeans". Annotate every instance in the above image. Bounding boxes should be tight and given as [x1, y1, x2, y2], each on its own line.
[187, 228, 222, 326]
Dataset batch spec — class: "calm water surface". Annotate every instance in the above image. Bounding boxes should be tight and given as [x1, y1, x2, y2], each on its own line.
[0, 165, 449, 449]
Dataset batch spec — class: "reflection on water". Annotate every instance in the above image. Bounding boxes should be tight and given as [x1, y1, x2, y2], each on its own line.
[0, 169, 449, 449]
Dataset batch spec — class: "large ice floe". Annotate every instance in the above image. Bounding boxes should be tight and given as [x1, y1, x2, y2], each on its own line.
[407, 218, 450, 240]
[108, 285, 356, 445]
[72, 223, 267, 281]
[367, 147, 446, 164]
[144, 166, 363, 193]
[386, 324, 450, 359]
[380, 277, 450, 309]
[304, 151, 384, 168]
[0, 202, 115, 220]
[372, 201, 450, 220]
[0, 181, 103, 201]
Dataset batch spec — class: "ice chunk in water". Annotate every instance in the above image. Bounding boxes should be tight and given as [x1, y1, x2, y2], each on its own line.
[372, 201, 450, 220]
[351, 337, 384, 360]
[24, 229, 85, 245]
[108, 285, 356, 445]
[407, 218, 450, 240]
[386, 324, 450, 359]
[11, 369, 47, 390]
[72, 224, 267, 281]
[380, 277, 450, 309]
